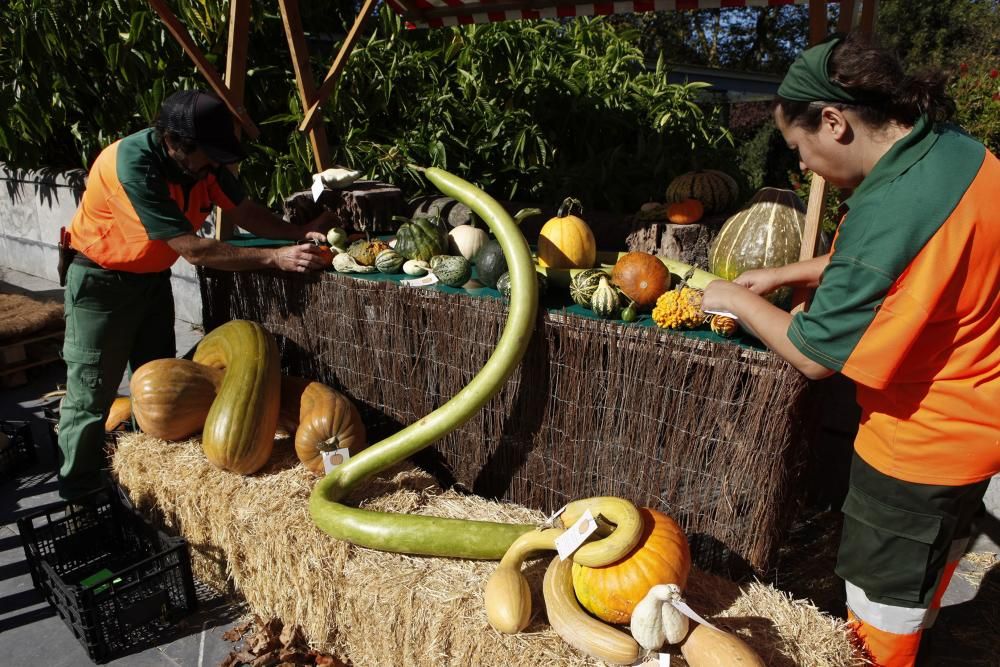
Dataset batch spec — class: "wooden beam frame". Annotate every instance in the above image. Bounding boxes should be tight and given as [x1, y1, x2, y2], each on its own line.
[298, 0, 380, 134]
[278, 0, 332, 171]
[215, 0, 253, 241]
[147, 0, 260, 139]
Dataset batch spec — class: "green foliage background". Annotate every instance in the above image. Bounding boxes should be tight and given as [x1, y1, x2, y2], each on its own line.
[0, 2, 729, 212]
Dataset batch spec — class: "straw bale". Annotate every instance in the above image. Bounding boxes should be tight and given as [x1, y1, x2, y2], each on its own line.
[0, 292, 64, 341]
[112, 432, 861, 667]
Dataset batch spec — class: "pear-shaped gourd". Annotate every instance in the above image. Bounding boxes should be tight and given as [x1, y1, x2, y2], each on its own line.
[590, 277, 620, 319]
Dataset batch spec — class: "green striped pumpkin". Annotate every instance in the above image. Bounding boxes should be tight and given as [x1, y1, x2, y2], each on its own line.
[569, 268, 612, 308]
[709, 187, 806, 288]
[496, 271, 548, 300]
[590, 277, 620, 319]
[375, 249, 405, 274]
[665, 170, 739, 214]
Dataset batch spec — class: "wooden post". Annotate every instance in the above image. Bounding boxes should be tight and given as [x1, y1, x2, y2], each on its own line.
[278, 0, 332, 172]
[216, 0, 252, 241]
[808, 0, 828, 47]
[837, 0, 857, 34]
[859, 0, 879, 38]
[298, 0, 380, 134]
[146, 0, 260, 139]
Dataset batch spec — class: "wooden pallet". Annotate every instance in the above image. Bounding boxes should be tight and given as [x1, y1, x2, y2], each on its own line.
[0, 329, 65, 389]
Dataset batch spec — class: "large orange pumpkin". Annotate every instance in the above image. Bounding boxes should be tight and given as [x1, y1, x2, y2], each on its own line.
[280, 376, 367, 475]
[571, 507, 690, 624]
[611, 252, 671, 309]
[129, 359, 223, 440]
[537, 197, 597, 269]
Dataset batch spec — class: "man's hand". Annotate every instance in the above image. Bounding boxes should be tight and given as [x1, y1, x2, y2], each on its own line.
[300, 210, 339, 241]
[271, 242, 328, 273]
[701, 279, 750, 315]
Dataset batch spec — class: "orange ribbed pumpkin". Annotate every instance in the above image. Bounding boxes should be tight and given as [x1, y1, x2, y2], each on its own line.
[571, 507, 690, 624]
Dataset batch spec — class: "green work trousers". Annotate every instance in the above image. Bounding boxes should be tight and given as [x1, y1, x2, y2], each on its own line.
[57, 261, 176, 500]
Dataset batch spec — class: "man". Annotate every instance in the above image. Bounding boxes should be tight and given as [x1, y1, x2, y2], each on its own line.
[58, 89, 333, 500]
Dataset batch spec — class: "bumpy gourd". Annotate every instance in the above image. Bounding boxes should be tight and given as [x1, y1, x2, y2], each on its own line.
[630, 584, 689, 650]
[430, 255, 472, 287]
[652, 286, 705, 330]
[193, 320, 281, 475]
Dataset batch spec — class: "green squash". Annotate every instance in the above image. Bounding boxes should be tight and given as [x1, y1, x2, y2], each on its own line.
[430, 255, 472, 287]
[394, 216, 449, 262]
[709, 187, 806, 304]
[496, 271, 548, 300]
[375, 249, 405, 274]
[666, 170, 740, 215]
[475, 239, 507, 289]
[590, 277, 620, 319]
[569, 268, 612, 308]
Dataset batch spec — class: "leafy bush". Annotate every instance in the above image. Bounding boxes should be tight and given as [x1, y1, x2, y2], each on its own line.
[1, 3, 729, 212]
[951, 62, 1000, 155]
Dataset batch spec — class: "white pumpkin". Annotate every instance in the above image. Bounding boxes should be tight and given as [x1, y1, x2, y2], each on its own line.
[447, 224, 489, 263]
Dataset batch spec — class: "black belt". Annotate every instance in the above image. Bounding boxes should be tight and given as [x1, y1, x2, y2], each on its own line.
[71, 253, 171, 278]
[71, 253, 104, 270]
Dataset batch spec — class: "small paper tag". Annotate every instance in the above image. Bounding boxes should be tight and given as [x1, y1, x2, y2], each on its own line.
[321, 448, 351, 474]
[671, 599, 718, 632]
[311, 177, 325, 202]
[401, 273, 439, 287]
[703, 309, 739, 321]
[538, 504, 567, 530]
[555, 509, 598, 560]
[632, 655, 669, 667]
[659, 654, 670, 667]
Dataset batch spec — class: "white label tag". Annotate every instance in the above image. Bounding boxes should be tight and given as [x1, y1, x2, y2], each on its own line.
[555, 509, 598, 560]
[703, 309, 739, 321]
[632, 655, 669, 667]
[660, 654, 670, 667]
[311, 177, 325, 202]
[401, 273, 439, 287]
[321, 448, 351, 474]
[671, 599, 718, 632]
[538, 504, 567, 530]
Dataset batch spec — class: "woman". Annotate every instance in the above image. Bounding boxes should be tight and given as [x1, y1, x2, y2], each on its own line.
[702, 33, 1000, 666]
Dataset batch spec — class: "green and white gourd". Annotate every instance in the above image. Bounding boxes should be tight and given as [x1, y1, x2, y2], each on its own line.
[590, 277, 620, 318]
[375, 249, 405, 274]
[430, 255, 472, 287]
[709, 187, 806, 304]
[569, 268, 612, 308]
[496, 271, 548, 300]
[402, 259, 430, 276]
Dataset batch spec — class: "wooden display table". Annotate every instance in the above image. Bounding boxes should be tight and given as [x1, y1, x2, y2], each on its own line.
[199, 267, 812, 574]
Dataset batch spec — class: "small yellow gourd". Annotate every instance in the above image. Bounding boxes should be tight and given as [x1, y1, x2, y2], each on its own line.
[485, 528, 562, 634]
[629, 583, 690, 650]
[680, 623, 766, 666]
[537, 197, 597, 269]
[543, 555, 640, 665]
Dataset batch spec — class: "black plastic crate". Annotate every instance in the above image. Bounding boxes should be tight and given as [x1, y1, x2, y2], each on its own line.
[17, 486, 198, 663]
[0, 419, 37, 477]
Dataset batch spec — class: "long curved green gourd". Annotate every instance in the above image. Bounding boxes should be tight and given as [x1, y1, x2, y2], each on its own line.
[309, 167, 540, 559]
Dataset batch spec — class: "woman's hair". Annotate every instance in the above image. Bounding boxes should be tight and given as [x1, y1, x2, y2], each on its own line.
[777, 31, 955, 130]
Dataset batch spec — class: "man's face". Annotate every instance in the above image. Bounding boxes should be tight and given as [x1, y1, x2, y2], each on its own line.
[164, 135, 219, 180]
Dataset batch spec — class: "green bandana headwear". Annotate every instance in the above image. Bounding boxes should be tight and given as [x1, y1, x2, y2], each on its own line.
[778, 36, 865, 104]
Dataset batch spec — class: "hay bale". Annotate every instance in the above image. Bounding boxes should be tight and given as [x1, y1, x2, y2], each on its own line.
[112, 433, 862, 666]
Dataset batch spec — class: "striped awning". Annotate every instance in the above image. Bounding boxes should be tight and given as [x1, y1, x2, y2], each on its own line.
[385, 0, 836, 29]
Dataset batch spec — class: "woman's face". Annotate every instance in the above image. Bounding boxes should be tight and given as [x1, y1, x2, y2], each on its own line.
[774, 105, 862, 189]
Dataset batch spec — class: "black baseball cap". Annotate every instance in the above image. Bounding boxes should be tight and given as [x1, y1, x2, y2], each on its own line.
[158, 90, 247, 164]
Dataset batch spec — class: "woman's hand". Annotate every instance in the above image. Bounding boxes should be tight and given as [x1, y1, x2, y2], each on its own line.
[701, 279, 751, 315]
[733, 267, 785, 297]
[272, 243, 327, 273]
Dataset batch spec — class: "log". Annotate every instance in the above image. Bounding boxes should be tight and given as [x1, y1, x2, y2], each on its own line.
[625, 212, 727, 269]
[284, 181, 406, 234]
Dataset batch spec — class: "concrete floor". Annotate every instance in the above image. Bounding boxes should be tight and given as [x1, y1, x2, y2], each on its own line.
[1, 269, 241, 666]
